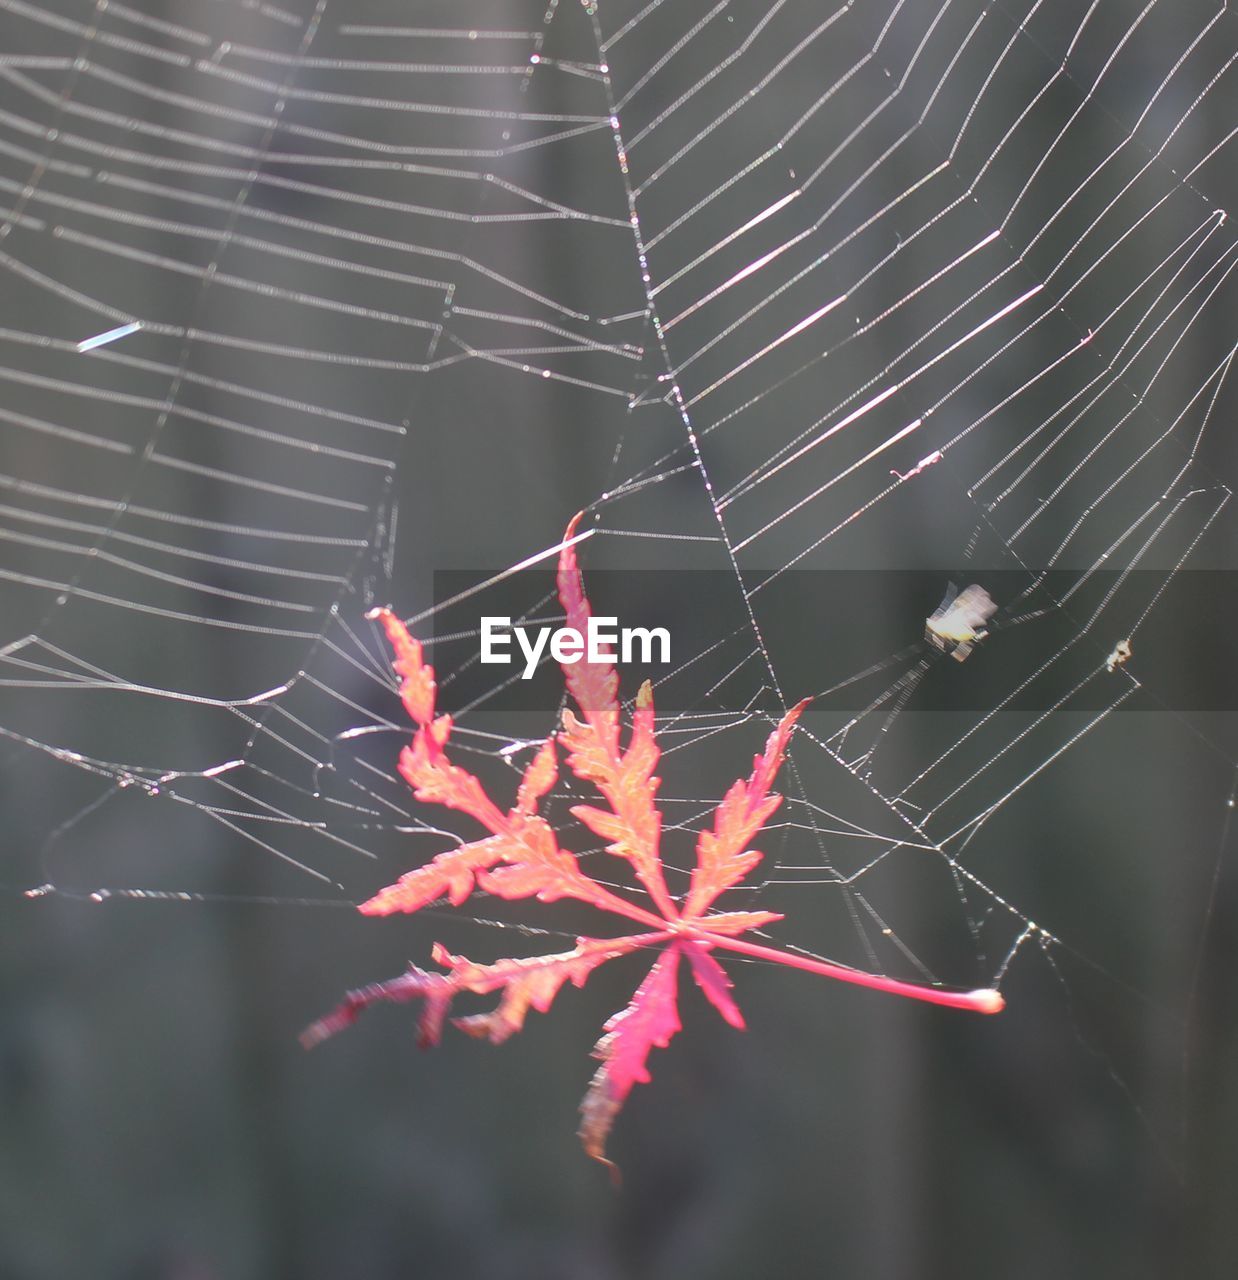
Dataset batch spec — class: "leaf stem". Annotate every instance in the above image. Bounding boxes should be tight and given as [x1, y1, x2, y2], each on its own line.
[693, 930, 1005, 1014]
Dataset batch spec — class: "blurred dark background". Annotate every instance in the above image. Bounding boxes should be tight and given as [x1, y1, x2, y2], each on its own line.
[1, 2, 1237, 1278]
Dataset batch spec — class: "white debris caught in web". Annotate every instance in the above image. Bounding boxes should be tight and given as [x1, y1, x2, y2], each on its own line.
[925, 584, 999, 662]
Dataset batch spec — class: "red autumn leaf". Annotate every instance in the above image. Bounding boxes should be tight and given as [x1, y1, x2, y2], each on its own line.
[683, 697, 809, 919]
[361, 832, 514, 916]
[557, 517, 673, 921]
[515, 737, 558, 815]
[396, 715, 506, 834]
[302, 933, 656, 1053]
[375, 605, 436, 728]
[683, 941, 745, 1030]
[310, 518, 1005, 1167]
[579, 945, 684, 1168]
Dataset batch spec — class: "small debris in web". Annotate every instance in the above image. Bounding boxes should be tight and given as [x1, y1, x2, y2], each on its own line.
[1105, 639, 1132, 673]
[925, 584, 998, 662]
[891, 449, 943, 481]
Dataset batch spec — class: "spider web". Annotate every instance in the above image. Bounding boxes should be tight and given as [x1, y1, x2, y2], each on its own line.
[1, 0, 1236, 1170]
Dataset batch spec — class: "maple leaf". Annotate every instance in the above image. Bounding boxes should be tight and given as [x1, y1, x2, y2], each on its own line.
[305, 515, 1005, 1167]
